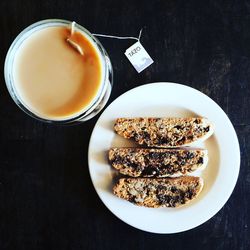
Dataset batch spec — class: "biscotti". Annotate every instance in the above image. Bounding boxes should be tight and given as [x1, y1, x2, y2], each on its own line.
[109, 147, 208, 177]
[114, 117, 213, 147]
[113, 176, 204, 208]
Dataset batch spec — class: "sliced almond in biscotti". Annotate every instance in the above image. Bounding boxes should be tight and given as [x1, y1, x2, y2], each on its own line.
[114, 117, 214, 147]
[113, 176, 204, 208]
[109, 147, 208, 177]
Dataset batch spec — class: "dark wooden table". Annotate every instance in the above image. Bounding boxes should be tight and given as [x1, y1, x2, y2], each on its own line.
[1, 0, 249, 249]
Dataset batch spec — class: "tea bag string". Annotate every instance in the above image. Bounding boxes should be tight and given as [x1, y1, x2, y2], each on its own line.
[93, 28, 143, 42]
[67, 21, 84, 55]
[67, 21, 143, 56]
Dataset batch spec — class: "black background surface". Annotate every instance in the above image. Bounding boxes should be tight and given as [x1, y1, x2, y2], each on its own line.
[1, 0, 250, 249]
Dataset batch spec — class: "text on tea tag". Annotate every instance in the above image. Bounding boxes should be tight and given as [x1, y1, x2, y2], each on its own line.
[125, 41, 154, 73]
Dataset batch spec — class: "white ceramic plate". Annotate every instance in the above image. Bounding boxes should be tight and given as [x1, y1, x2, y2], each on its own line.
[88, 82, 240, 234]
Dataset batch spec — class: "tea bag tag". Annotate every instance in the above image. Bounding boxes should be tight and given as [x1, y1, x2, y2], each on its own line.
[93, 28, 154, 73]
[125, 41, 153, 73]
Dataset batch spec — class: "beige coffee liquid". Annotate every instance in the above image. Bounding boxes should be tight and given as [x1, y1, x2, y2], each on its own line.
[13, 26, 103, 120]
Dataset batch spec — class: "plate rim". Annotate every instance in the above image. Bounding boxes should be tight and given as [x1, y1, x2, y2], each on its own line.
[88, 82, 241, 234]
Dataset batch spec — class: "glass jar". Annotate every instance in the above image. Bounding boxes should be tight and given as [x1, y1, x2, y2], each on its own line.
[4, 19, 113, 124]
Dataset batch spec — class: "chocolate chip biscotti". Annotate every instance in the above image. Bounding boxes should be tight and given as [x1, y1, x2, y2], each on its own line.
[114, 117, 214, 147]
[109, 147, 208, 177]
[113, 176, 203, 208]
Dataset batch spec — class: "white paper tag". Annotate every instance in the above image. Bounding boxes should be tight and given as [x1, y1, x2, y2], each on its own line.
[125, 41, 154, 73]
